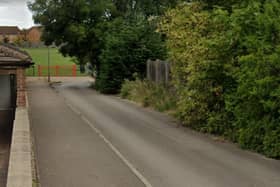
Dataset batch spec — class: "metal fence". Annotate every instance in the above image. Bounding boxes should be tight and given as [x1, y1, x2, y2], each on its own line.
[147, 59, 170, 85]
[38, 65, 78, 77]
[26, 65, 85, 77]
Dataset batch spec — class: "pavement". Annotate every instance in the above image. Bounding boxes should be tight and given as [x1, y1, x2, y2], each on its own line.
[28, 77, 280, 187]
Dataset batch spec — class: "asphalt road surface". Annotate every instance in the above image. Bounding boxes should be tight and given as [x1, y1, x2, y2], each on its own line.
[30, 78, 280, 187]
[28, 79, 144, 187]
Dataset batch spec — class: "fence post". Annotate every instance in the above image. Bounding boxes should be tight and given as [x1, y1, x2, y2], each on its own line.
[72, 65, 77, 77]
[146, 59, 170, 85]
[55, 65, 59, 77]
[155, 60, 159, 84]
[38, 65, 42, 77]
[165, 62, 169, 85]
[147, 60, 151, 81]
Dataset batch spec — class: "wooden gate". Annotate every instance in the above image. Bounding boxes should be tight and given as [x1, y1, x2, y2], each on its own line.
[147, 59, 170, 85]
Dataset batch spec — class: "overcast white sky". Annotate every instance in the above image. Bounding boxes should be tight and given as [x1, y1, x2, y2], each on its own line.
[0, 0, 34, 29]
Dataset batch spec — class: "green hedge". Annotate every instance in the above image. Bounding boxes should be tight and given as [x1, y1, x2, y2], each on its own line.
[160, 1, 280, 158]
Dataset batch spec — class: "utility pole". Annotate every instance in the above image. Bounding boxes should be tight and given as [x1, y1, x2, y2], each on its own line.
[47, 46, 51, 82]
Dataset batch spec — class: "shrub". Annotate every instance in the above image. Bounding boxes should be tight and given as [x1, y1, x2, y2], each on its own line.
[95, 18, 166, 94]
[263, 127, 280, 159]
[160, 2, 234, 134]
[121, 79, 176, 112]
[160, 1, 280, 158]
[226, 0, 280, 157]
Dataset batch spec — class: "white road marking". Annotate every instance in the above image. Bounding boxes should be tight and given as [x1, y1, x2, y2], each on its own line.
[65, 101, 153, 187]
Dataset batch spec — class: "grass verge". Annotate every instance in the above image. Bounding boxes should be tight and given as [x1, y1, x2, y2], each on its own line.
[121, 79, 177, 114]
[23, 48, 85, 76]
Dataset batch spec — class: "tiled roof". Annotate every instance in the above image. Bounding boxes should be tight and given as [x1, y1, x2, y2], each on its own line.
[0, 44, 33, 67]
[0, 26, 20, 35]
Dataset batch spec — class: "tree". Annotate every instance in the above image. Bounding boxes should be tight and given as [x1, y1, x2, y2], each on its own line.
[198, 0, 246, 10]
[29, 0, 178, 93]
[95, 17, 166, 93]
[28, 0, 115, 73]
[113, 0, 180, 16]
[93, 0, 179, 93]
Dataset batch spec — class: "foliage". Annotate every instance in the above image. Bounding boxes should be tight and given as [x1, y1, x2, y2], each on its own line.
[113, 0, 180, 16]
[198, 0, 246, 10]
[225, 0, 280, 158]
[29, 0, 114, 69]
[29, 0, 280, 158]
[29, 0, 177, 93]
[161, 1, 280, 158]
[121, 79, 176, 112]
[160, 3, 233, 134]
[14, 37, 24, 46]
[3, 37, 9, 43]
[95, 18, 166, 93]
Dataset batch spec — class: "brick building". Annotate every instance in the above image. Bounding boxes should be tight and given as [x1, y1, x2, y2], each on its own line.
[0, 26, 43, 46]
[26, 26, 42, 44]
[21, 26, 43, 46]
[0, 44, 33, 130]
[0, 44, 33, 107]
[0, 26, 21, 43]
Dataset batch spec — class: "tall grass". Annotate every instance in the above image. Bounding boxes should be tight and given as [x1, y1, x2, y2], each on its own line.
[121, 79, 177, 113]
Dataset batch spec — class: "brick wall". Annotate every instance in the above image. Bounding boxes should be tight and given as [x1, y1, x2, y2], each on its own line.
[0, 68, 27, 107]
[27, 28, 42, 44]
[16, 68, 26, 107]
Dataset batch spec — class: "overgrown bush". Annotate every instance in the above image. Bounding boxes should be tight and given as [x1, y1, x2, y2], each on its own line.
[121, 79, 176, 112]
[161, 3, 234, 134]
[160, 1, 280, 158]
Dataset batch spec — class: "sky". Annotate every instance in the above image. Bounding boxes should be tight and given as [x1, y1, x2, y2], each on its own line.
[0, 0, 35, 29]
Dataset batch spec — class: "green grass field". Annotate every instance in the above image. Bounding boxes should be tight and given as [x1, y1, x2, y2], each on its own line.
[24, 48, 85, 76]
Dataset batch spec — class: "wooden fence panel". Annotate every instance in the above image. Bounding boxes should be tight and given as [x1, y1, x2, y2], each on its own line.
[147, 59, 170, 85]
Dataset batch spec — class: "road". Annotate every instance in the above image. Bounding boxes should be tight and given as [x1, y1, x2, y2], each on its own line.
[28, 79, 144, 187]
[29, 78, 280, 187]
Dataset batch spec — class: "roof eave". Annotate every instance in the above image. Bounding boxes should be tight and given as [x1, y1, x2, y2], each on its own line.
[0, 61, 34, 67]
